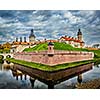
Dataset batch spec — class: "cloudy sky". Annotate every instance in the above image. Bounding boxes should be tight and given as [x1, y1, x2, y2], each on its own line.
[0, 10, 100, 46]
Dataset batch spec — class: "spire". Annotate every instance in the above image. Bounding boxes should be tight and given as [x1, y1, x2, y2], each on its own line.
[79, 28, 81, 32]
[77, 28, 82, 36]
[16, 37, 18, 42]
[24, 37, 26, 42]
[29, 29, 35, 38]
[31, 29, 33, 33]
[20, 37, 22, 42]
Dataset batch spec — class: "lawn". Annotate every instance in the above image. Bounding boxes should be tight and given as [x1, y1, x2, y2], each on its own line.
[7, 42, 100, 72]
[23, 43, 48, 52]
[23, 42, 89, 52]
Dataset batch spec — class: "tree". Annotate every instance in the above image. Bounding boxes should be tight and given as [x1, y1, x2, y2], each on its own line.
[92, 44, 100, 48]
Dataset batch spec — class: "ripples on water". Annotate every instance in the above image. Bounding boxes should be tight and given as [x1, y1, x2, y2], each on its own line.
[0, 63, 100, 89]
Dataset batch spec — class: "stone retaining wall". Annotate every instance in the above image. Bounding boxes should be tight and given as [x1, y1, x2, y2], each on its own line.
[13, 50, 94, 66]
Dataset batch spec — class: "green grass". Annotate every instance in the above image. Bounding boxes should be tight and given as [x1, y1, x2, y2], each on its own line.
[23, 42, 89, 52]
[0, 49, 10, 53]
[90, 49, 100, 64]
[54, 42, 88, 51]
[23, 43, 48, 52]
[23, 42, 100, 59]
[90, 50, 100, 58]
[7, 48, 100, 72]
[7, 58, 94, 72]
[10, 42, 100, 72]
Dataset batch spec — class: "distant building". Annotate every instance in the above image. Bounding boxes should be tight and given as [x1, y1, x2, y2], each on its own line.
[11, 29, 36, 53]
[59, 29, 85, 48]
[11, 28, 85, 53]
[92, 44, 100, 49]
[29, 29, 36, 44]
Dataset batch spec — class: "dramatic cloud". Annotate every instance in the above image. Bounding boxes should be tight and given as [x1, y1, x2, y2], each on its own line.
[0, 10, 100, 46]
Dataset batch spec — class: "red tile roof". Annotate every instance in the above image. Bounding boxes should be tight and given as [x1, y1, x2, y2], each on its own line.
[61, 37, 82, 43]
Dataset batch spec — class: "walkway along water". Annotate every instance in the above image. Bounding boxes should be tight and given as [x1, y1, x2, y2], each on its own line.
[9, 62, 93, 89]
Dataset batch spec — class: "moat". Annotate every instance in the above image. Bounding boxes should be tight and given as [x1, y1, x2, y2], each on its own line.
[0, 61, 100, 89]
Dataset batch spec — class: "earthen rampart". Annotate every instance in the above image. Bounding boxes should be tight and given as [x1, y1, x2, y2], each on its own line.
[13, 50, 94, 66]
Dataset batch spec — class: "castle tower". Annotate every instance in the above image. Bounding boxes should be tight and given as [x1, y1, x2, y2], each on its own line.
[20, 37, 22, 42]
[16, 37, 18, 42]
[29, 29, 35, 43]
[47, 41, 54, 55]
[24, 37, 26, 42]
[77, 29, 82, 41]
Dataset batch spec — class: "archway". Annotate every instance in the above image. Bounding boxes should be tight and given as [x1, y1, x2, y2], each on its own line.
[0, 55, 4, 64]
[6, 55, 11, 58]
[0, 55, 4, 60]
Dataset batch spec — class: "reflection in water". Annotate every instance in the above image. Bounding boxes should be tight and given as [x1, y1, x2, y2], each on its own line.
[0, 63, 32, 89]
[77, 74, 82, 84]
[30, 77, 35, 88]
[55, 63, 100, 89]
[95, 64, 100, 68]
[0, 61, 100, 89]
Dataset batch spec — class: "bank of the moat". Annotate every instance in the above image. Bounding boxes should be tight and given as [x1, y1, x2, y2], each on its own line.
[4, 57, 99, 88]
[6, 58, 94, 72]
[0, 60, 100, 89]
[1, 45, 100, 88]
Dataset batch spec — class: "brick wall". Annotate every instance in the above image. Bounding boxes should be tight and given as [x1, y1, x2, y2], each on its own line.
[13, 50, 94, 66]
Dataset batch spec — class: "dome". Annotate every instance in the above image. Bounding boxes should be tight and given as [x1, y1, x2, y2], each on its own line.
[29, 29, 35, 38]
[48, 42, 54, 46]
[77, 29, 82, 35]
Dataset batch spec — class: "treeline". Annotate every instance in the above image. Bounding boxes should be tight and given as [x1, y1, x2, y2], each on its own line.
[0, 42, 11, 53]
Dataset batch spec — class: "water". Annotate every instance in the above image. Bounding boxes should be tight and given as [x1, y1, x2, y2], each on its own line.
[0, 62, 100, 89]
[0, 63, 31, 89]
[55, 64, 100, 89]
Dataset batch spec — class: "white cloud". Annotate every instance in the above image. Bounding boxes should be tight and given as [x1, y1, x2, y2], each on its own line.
[0, 10, 100, 45]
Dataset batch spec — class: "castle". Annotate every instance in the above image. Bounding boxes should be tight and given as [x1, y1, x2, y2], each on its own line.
[11, 28, 94, 66]
[13, 41, 93, 66]
[10, 29, 36, 53]
[59, 29, 85, 48]
[11, 28, 85, 53]
[12, 29, 36, 45]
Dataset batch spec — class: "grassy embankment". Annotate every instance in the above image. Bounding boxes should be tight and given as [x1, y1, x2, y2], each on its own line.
[23, 42, 88, 52]
[7, 42, 100, 72]
[7, 58, 94, 72]
[0, 49, 10, 63]
[89, 50, 100, 64]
